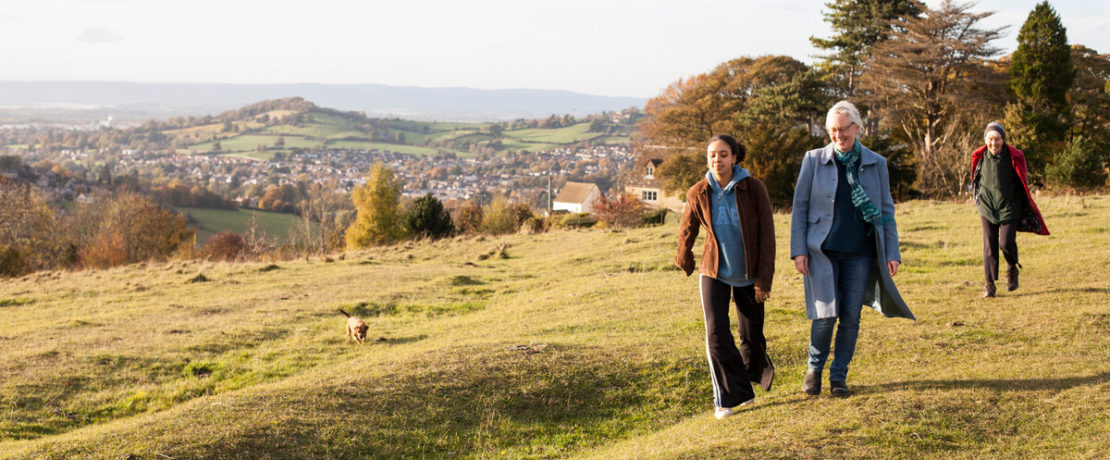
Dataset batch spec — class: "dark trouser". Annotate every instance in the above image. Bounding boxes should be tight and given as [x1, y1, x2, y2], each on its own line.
[980, 216, 1019, 285]
[699, 276, 772, 408]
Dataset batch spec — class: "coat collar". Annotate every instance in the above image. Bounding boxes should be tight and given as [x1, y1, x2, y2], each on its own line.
[972, 143, 1022, 167]
[696, 174, 749, 195]
[820, 143, 879, 165]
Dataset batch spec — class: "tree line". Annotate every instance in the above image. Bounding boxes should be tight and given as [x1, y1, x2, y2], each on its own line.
[0, 178, 194, 277]
[641, 0, 1108, 207]
[341, 163, 657, 250]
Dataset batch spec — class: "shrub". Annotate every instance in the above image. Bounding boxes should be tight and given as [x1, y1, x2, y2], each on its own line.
[202, 232, 247, 261]
[1047, 136, 1107, 191]
[520, 216, 550, 234]
[641, 208, 668, 226]
[75, 191, 195, 269]
[556, 213, 598, 229]
[402, 193, 454, 239]
[452, 201, 484, 235]
[594, 192, 646, 229]
[480, 199, 533, 235]
[0, 244, 26, 278]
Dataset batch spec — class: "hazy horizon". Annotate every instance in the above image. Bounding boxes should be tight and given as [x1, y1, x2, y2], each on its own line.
[3, 0, 1107, 99]
[0, 81, 649, 123]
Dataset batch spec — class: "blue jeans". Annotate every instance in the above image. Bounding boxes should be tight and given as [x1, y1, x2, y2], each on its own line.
[808, 251, 871, 383]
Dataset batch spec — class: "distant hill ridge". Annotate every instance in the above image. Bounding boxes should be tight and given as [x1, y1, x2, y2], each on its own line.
[220, 97, 361, 122]
[96, 96, 638, 159]
[0, 81, 647, 122]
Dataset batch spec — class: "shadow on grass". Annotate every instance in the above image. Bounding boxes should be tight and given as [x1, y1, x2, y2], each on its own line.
[899, 241, 934, 250]
[377, 334, 427, 345]
[1038, 287, 1110, 295]
[859, 370, 1110, 394]
[199, 345, 707, 458]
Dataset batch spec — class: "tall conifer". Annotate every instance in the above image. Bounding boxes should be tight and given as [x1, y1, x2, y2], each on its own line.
[811, 0, 924, 96]
[1003, 1, 1075, 172]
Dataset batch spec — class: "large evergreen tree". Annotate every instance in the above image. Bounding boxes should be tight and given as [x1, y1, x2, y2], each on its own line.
[345, 163, 404, 248]
[810, 0, 924, 97]
[1002, 1, 1075, 173]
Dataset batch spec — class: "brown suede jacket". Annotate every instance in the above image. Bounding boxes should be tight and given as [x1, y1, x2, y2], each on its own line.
[675, 176, 776, 293]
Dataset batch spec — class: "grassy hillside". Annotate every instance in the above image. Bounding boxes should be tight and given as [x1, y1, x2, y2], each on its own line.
[183, 108, 627, 160]
[2, 195, 1108, 458]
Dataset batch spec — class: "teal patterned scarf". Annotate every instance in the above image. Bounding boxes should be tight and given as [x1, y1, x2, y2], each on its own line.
[834, 139, 885, 226]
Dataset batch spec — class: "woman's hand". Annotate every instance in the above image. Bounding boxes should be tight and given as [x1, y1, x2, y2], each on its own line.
[754, 286, 770, 303]
[888, 260, 900, 276]
[794, 255, 809, 275]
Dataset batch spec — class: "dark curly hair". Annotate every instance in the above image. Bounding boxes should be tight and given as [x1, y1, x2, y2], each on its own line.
[707, 134, 747, 163]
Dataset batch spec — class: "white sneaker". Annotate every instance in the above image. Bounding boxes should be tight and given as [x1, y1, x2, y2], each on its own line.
[715, 398, 755, 419]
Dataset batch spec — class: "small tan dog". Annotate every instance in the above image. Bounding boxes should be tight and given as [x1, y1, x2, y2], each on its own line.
[337, 309, 368, 344]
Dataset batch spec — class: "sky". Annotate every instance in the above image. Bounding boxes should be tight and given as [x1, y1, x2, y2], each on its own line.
[1, 0, 1107, 99]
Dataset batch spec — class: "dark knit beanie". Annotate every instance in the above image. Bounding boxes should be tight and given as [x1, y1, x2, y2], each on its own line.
[985, 121, 1006, 142]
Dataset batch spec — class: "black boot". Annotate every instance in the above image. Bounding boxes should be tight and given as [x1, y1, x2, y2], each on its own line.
[1007, 266, 1019, 291]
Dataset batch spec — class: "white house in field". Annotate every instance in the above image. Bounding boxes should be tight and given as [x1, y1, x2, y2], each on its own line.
[553, 181, 602, 213]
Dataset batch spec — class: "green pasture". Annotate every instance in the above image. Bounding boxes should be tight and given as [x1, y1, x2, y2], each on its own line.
[162, 123, 224, 138]
[330, 140, 467, 157]
[451, 132, 495, 143]
[504, 122, 601, 143]
[419, 121, 491, 132]
[164, 113, 625, 159]
[173, 206, 312, 246]
[258, 112, 360, 138]
[260, 124, 329, 138]
[189, 135, 318, 153]
[304, 111, 357, 128]
[323, 130, 371, 141]
[10, 186, 1102, 459]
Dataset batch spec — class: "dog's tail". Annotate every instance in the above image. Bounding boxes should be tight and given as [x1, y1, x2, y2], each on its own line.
[338, 308, 351, 318]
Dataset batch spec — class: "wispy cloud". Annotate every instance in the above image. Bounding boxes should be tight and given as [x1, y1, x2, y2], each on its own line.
[76, 26, 122, 44]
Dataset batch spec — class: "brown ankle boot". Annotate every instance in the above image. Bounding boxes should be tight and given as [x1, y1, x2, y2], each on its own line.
[803, 369, 821, 395]
[1007, 267, 1019, 291]
[983, 283, 996, 298]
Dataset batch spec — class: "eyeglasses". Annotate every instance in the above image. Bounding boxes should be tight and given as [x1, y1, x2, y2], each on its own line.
[827, 124, 856, 135]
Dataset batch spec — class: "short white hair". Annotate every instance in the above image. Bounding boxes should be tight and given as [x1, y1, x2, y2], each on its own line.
[825, 100, 864, 129]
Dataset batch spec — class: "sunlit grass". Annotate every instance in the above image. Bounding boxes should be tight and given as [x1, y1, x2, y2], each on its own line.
[1, 195, 1107, 459]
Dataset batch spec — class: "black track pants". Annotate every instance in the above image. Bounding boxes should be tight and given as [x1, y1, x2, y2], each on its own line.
[699, 275, 771, 408]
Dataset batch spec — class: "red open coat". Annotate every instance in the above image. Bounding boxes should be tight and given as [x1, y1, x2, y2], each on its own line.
[971, 145, 1049, 235]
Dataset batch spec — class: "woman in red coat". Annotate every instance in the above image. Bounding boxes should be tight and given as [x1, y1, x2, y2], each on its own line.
[971, 122, 1049, 297]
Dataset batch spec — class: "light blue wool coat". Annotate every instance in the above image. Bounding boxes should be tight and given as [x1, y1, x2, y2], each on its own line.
[790, 143, 914, 321]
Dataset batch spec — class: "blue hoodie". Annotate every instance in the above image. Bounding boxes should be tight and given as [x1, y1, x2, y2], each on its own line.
[706, 165, 754, 287]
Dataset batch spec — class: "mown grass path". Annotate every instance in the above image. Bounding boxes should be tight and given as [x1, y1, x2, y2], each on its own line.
[1, 195, 1108, 459]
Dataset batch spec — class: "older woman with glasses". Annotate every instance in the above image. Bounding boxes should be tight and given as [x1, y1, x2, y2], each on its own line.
[790, 100, 913, 398]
